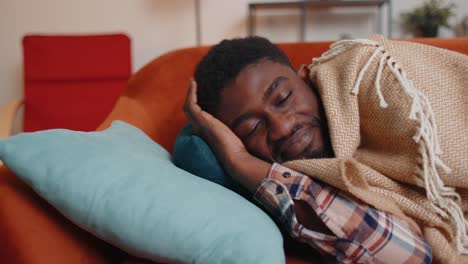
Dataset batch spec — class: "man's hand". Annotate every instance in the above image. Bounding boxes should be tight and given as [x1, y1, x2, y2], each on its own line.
[183, 80, 271, 192]
[183, 79, 248, 166]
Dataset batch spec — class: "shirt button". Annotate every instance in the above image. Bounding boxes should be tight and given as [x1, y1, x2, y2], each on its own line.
[276, 185, 283, 194]
[282, 171, 291, 178]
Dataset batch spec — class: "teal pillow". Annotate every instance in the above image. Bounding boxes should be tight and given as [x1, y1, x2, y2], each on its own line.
[173, 124, 248, 197]
[173, 124, 229, 186]
[0, 121, 284, 264]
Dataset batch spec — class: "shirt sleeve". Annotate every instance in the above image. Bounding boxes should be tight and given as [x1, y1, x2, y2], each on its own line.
[253, 163, 432, 263]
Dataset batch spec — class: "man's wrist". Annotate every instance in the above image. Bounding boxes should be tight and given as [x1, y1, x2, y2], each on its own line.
[225, 153, 272, 193]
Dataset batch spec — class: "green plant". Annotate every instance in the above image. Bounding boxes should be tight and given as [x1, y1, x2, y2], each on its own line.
[401, 0, 456, 37]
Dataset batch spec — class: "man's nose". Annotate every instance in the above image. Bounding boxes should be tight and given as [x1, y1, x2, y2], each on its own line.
[267, 111, 295, 142]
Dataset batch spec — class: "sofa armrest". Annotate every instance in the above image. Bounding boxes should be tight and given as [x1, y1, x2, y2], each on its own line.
[0, 166, 125, 263]
[0, 98, 24, 139]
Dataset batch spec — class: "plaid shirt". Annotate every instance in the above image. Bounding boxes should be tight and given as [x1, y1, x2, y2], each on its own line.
[254, 163, 432, 263]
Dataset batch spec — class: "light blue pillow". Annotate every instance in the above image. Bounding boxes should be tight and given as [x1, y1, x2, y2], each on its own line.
[0, 121, 284, 264]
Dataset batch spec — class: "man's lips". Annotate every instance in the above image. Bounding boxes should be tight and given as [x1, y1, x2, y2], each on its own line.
[278, 127, 314, 161]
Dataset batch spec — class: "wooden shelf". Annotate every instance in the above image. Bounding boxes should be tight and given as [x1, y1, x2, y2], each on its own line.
[248, 0, 392, 41]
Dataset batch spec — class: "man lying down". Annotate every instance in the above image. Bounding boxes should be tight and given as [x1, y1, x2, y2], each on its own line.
[183, 35, 468, 263]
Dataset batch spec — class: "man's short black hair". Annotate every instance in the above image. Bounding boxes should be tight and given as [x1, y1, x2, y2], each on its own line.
[194, 36, 292, 115]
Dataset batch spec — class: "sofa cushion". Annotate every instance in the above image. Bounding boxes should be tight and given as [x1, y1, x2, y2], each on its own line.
[0, 121, 284, 264]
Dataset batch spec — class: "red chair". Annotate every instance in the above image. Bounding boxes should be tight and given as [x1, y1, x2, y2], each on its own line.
[0, 34, 131, 138]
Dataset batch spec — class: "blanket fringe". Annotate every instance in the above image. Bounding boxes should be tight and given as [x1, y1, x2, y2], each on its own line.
[311, 39, 468, 255]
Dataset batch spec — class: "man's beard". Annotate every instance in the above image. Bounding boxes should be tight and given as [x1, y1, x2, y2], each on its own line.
[271, 116, 334, 163]
[303, 116, 334, 160]
[303, 148, 334, 159]
[304, 81, 334, 160]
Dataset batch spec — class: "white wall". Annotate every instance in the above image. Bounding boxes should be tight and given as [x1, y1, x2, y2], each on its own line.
[1, 0, 467, 116]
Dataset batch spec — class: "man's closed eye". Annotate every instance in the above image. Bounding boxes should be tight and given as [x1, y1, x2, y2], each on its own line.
[246, 121, 263, 138]
[275, 91, 292, 107]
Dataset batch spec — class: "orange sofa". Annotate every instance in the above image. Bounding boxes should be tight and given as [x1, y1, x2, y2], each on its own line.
[1, 37, 467, 264]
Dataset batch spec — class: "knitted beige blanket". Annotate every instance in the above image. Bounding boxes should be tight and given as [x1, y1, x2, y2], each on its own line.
[284, 35, 468, 263]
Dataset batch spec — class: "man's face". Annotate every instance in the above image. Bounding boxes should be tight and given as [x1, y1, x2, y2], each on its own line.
[216, 60, 333, 163]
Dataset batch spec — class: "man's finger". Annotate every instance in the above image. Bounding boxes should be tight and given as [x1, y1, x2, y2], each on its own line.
[183, 79, 205, 126]
[183, 79, 192, 106]
[185, 80, 199, 112]
[189, 79, 198, 105]
[183, 79, 197, 115]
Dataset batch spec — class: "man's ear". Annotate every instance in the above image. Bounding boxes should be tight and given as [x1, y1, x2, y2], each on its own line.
[297, 64, 310, 81]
